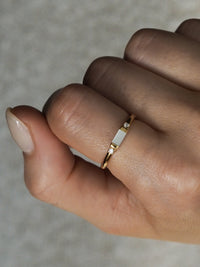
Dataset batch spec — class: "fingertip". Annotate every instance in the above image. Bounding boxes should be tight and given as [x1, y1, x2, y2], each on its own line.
[42, 88, 63, 115]
[6, 106, 35, 154]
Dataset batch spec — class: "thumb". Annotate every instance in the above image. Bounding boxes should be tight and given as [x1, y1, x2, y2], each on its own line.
[6, 106, 74, 203]
[5, 106, 131, 234]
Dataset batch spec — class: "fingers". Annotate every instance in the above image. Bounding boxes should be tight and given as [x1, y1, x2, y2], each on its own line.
[176, 19, 200, 42]
[43, 83, 160, 186]
[7, 106, 142, 234]
[83, 56, 197, 132]
[124, 28, 200, 91]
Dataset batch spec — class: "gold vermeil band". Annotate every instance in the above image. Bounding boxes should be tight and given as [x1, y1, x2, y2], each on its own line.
[101, 114, 135, 169]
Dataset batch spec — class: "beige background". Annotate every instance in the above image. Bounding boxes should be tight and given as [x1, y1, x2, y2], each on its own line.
[1, 0, 200, 266]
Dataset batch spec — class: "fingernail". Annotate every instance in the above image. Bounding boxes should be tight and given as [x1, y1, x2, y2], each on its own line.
[6, 107, 34, 154]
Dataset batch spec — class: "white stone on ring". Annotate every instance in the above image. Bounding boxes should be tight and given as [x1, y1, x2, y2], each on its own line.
[108, 148, 114, 154]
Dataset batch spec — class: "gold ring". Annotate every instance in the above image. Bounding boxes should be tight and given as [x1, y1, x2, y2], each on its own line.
[101, 114, 136, 169]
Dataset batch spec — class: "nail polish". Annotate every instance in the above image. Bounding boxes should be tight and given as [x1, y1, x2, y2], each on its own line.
[6, 108, 34, 154]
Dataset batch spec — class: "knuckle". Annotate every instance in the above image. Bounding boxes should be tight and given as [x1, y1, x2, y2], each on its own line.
[87, 56, 113, 69]
[47, 83, 81, 115]
[84, 56, 115, 86]
[124, 28, 159, 60]
[46, 84, 87, 134]
[176, 18, 198, 32]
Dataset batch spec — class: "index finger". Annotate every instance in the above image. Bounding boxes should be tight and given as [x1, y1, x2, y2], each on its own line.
[43, 83, 160, 187]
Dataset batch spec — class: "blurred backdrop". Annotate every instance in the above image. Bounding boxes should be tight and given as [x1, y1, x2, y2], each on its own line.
[1, 0, 200, 266]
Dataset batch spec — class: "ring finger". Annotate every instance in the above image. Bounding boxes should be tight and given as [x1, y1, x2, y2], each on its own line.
[176, 19, 200, 43]
[124, 28, 200, 91]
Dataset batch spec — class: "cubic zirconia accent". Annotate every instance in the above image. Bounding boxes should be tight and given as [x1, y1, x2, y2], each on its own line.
[124, 122, 130, 128]
[108, 148, 114, 154]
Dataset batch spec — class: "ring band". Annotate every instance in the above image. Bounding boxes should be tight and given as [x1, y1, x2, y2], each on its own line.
[101, 114, 136, 169]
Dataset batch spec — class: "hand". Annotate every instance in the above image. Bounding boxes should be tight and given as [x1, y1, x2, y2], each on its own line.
[6, 19, 200, 244]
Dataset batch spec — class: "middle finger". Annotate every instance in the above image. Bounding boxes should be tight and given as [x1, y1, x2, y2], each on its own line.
[83, 56, 198, 132]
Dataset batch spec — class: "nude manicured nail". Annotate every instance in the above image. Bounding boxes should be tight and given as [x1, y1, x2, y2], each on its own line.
[6, 107, 34, 154]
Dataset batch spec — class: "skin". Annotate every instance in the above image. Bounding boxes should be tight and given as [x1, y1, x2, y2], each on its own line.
[9, 19, 200, 244]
